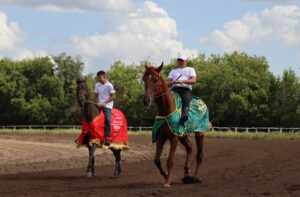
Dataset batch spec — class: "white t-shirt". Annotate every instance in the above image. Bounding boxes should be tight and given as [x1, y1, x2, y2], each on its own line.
[94, 81, 116, 109]
[168, 67, 197, 90]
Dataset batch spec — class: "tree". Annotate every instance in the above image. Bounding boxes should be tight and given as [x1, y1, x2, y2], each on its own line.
[107, 61, 156, 126]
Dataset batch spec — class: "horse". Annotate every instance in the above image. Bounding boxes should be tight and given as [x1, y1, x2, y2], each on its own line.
[142, 63, 207, 187]
[76, 77, 124, 177]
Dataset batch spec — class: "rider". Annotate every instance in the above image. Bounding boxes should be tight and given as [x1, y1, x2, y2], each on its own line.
[167, 55, 197, 125]
[95, 70, 116, 145]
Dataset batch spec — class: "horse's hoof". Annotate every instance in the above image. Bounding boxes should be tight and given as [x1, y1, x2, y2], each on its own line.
[118, 166, 122, 176]
[193, 177, 202, 183]
[163, 183, 171, 188]
[182, 176, 202, 184]
[86, 172, 93, 178]
[114, 169, 121, 177]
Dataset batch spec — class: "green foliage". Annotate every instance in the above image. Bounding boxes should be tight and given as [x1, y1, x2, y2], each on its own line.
[0, 54, 84, 124]
[191, 52, 278, 126]
[107, 61, 155, 126]
[0, 52, 299, 127]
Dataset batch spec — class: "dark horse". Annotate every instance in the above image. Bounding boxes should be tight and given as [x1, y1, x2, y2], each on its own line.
[76, 77, 122, 177]
[143, 63, 205, 187]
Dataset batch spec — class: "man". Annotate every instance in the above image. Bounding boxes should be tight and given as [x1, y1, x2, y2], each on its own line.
[95, 70, 116, 145]
[168, 56, 197, 125]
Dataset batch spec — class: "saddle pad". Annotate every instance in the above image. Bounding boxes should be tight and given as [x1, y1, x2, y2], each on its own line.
[152, 92, 209, 142]
[75, 108, 128, 149]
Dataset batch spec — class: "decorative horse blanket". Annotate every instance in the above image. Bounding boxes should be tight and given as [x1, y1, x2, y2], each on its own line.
[75, 108, 128, 149]
[152, 92, 209, 143]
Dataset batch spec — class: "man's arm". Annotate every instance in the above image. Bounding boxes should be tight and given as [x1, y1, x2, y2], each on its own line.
[167, 70, 175, 87]
[177, 76, 197, 85]
[176, 68, 197, 85]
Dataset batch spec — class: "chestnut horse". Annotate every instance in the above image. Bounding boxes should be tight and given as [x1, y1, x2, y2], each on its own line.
[142, 63, 205, 187]
[76, 77, 122, 177]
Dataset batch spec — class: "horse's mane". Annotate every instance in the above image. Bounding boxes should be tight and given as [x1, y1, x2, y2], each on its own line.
[76, 79, 99, 122]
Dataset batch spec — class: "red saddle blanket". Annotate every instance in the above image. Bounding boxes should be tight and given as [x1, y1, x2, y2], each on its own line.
[75, 108, 128, 149]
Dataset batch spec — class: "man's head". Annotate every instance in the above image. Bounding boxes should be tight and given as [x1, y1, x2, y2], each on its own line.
[177, 55, 188, 67]
[97, 70, 107, 84]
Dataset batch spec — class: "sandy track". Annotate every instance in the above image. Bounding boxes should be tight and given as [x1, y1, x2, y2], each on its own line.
[0, 134, 300, 197]
[0, 134, 155, 175]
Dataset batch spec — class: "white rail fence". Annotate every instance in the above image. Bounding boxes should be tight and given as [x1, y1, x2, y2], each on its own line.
[0, 125, 299, 133]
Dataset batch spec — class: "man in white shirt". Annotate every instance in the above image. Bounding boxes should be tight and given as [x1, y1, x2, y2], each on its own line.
[168, 56, 197, 125]
[95, 70, 116, 145]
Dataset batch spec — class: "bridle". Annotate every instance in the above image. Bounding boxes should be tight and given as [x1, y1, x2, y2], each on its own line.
[143, 70, 170, 108]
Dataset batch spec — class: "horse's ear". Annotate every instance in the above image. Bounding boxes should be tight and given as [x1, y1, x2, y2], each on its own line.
[156, 62, 164, 73]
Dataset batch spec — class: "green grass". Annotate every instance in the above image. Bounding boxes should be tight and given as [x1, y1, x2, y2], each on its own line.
[0, 129, 81, 135]
[205, 131, 300, 140]
[0, 129, 299, 140]
[129, 131, 300, 140]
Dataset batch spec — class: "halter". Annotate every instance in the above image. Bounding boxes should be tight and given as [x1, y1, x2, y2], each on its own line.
[144, 72, 168, 97]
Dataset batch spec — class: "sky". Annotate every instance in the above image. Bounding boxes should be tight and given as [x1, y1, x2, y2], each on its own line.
[0, 0, 299, 76]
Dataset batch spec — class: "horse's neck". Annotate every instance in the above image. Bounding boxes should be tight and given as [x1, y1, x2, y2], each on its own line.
[83, 96, 99, 122]
[155, 86, 176, 117]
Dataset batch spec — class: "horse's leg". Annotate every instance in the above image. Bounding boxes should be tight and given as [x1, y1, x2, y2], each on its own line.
[154, 131, 168, 181]
[91, 143, 97, 176]
[193, 133, 204, 181]
[112, 149, 122, 177]
[164, 136, 178, 187]
[87, 143, 96, 177]
[86, 145, 92, 177]
[179, 136, 193, 181]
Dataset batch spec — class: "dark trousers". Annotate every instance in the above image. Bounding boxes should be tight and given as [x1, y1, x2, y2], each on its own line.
[103, 107, 112, 138]
[172, 86, 192, 116]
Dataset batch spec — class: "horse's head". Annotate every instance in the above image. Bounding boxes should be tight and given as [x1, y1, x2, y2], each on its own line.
[76, 77, 89, 107]
[142, 62, 165, 107]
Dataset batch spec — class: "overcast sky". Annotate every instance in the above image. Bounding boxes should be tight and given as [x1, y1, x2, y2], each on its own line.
[0, 0, 299, 76]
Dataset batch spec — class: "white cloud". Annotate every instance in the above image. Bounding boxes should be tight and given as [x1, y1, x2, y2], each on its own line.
[200, 5, 300, 52]
[0, 11, 49, 60]
[71, 1, 197, 69]
[14, 48, 48, 60]
[0, 11, 22, 51]
[0, 0, 134, 12]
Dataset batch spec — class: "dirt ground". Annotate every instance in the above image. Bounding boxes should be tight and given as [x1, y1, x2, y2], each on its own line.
[0, 133, 300, 197]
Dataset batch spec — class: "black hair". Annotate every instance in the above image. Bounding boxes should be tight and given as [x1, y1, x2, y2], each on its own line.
[97, 70, 106, 76]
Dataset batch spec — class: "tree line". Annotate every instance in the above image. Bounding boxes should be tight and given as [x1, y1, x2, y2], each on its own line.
[0, 52, 299, 127]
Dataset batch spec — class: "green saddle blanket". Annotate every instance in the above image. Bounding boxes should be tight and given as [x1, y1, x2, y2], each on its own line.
[152, 92, 209, 143]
